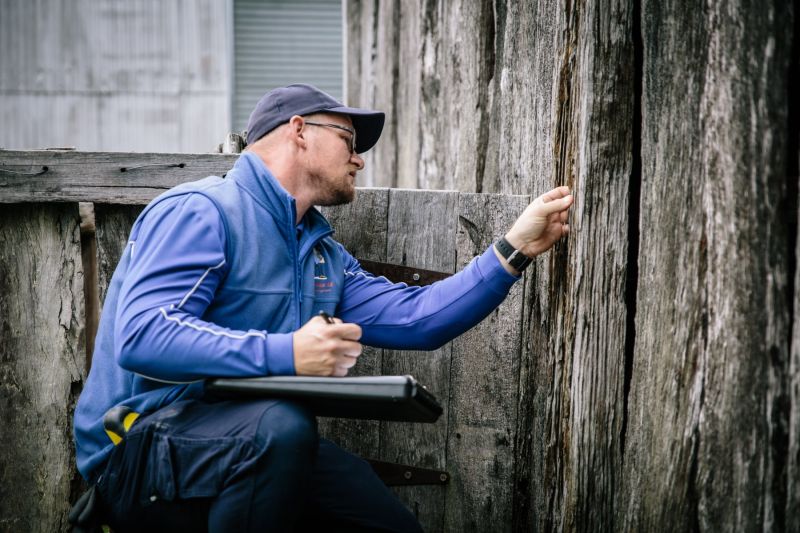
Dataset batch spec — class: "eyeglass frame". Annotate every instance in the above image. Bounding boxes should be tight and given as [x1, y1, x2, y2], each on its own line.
[303, 120, 357, 154]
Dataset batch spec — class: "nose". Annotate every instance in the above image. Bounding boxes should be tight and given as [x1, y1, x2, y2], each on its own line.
[351, 152, 365, 170]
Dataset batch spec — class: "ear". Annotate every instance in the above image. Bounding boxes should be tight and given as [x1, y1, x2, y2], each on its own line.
[288, 115, 308, 150]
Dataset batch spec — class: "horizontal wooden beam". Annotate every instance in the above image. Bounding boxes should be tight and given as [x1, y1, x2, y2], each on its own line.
[0, 150, 239, 204]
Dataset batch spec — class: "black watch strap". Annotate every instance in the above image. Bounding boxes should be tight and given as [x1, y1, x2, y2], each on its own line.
[494, 237, 533, 272]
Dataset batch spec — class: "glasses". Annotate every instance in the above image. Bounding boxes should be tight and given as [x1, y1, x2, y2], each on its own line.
[304, 121, 357, 154]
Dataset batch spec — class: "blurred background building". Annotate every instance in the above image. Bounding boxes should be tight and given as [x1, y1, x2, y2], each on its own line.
[0, 0, 344, 153]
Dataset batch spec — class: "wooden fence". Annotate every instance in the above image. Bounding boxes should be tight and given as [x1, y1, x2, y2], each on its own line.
[0, 149, 532, 532]
[345, 1, 799, 531]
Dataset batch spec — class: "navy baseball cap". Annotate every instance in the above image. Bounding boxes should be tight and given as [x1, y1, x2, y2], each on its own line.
[245, 84, 385, 153]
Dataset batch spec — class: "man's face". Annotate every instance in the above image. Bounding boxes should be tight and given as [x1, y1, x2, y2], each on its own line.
[302, 113, 364, 206]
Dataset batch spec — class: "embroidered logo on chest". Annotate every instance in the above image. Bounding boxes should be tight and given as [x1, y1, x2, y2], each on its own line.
[313, 246, 334, 294]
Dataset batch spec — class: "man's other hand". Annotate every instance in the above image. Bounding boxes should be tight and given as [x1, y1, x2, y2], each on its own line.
[293, 315, 363, 376]
[497, 186, 574, 274]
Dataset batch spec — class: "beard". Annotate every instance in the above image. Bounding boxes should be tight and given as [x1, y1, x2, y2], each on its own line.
[310, 173, 356, 206]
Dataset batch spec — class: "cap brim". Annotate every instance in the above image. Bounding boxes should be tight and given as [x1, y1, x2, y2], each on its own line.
[328, 106, 385, 154]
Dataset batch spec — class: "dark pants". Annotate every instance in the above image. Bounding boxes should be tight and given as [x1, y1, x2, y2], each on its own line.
[96, 398, 422, 533]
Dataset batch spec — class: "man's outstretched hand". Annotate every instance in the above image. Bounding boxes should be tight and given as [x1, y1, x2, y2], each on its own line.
[293, 315, 363, 376]
[497, 186, 574, 274]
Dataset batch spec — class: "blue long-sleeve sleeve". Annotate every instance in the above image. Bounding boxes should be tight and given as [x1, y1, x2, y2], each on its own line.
[114, 194, 295, 382]
[336, 246, 520, 350]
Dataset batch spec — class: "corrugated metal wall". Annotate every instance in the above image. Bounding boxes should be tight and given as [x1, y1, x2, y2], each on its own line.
[0, 0, 344, 153]
[0, 0, 230, 153]
[232, 0, 343, 133]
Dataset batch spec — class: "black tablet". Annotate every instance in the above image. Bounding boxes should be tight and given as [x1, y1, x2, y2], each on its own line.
[205, 375, 442, 423]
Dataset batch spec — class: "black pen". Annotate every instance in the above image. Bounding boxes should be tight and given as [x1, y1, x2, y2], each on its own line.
[319, 310, 335, 324]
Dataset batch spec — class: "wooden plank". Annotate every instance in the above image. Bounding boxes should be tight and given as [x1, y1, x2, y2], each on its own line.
[791, 159, 800, 532]
[494, 1, 633, 530]
[394, 1, 422, 190]
[346, 4, 635, 525]
[94, 204, 144, 310]
[343, 0, 364, 108]
[79, 203, 99, 364]
[622, 0, 794, 530]
[318, 188, 389, 459]
[0, 150, 237, 204]
[432, 0, 496, 192]
[368, 1, 399, 189]
[0, 203, 85, 532]
[410, 1, 443, 191]
[380, 188, 458, 532]
[552, 1, 634, 530]
[342, 0, 398, 188]
[443, 192, 528, 532]
[506, 6, 574, 520]
[489, 0, 559, 197]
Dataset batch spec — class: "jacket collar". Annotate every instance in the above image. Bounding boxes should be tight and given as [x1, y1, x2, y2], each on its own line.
[229, 152, 334, 249]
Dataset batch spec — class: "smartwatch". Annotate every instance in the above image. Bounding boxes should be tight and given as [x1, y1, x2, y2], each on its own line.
[494, 236, 533, 272]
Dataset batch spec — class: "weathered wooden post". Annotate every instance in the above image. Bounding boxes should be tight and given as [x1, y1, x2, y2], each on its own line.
[0, 199, 86, 532]
[621, 1, 795, 530]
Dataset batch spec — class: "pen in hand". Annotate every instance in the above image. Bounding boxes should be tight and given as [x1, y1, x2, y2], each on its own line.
[319, 310, 335, 325]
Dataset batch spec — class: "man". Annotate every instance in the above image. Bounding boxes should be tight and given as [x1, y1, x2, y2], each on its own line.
[73, 84, 573, 532]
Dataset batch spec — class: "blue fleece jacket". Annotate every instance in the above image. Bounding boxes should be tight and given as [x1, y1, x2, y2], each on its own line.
[73, 152, 519, 480]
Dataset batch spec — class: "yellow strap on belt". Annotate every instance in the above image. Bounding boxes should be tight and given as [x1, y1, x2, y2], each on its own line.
[123, 411, 140, 432]
[103, 405, 141, 446]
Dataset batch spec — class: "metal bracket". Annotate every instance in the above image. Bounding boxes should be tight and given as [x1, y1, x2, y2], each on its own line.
[366, 459, 450, 486]
[357, 260, 450, 286]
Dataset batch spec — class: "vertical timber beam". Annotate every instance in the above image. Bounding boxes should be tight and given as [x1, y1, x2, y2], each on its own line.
[344, 0, 399, 188]
[381, 188, 458, 532]
[565, 0, 635, 530]
[513, 0, 635, 531]
[0, 204, 85, 532]
[623, 0, 794, 530]
[444, 192, 529, 531]
[94, 205, 144, 309]
[786, 1, 800, 529]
